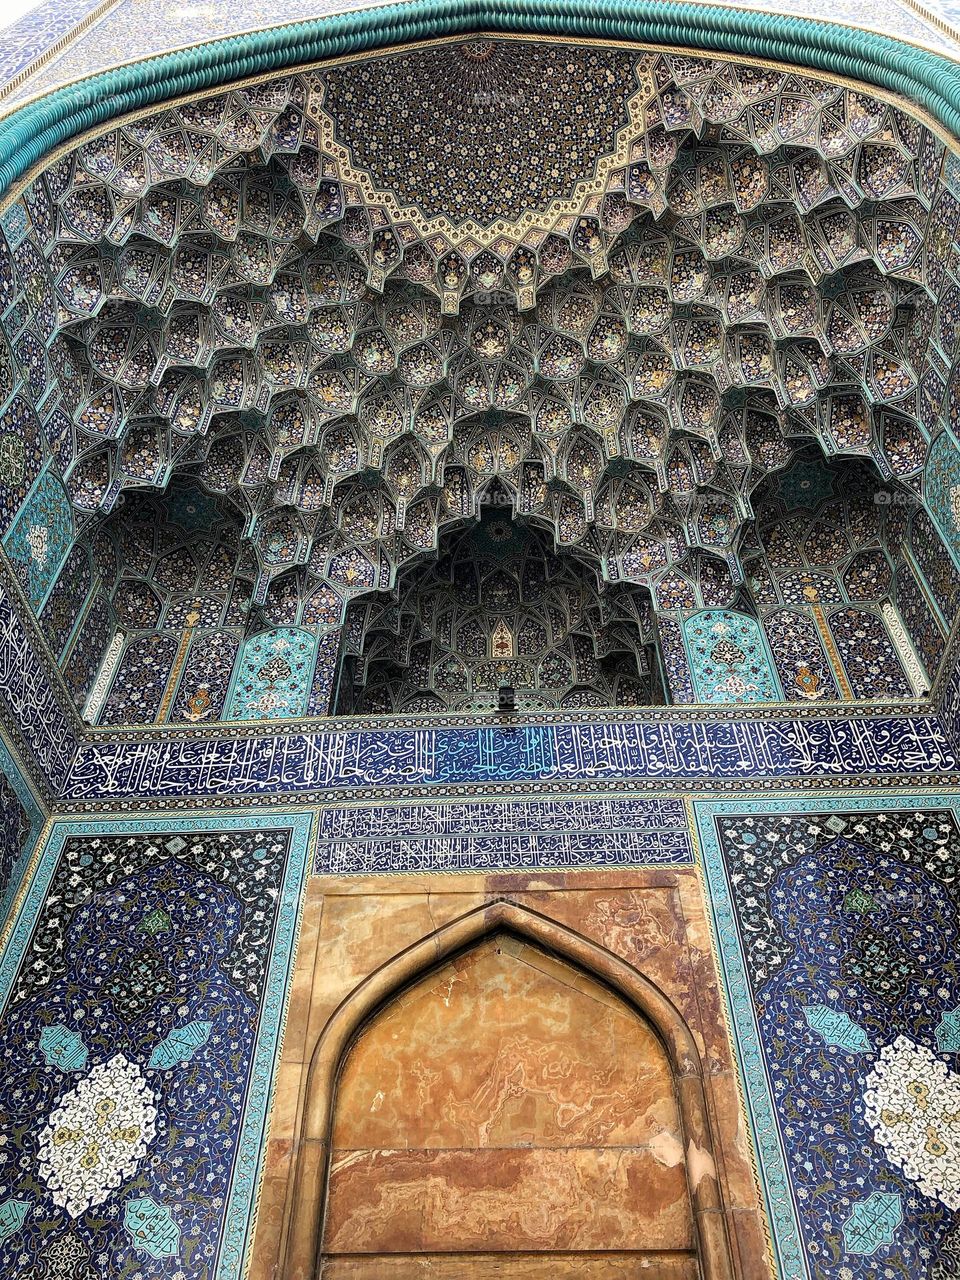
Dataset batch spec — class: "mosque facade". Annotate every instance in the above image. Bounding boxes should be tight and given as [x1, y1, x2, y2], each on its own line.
[0, 1, 960, 1276]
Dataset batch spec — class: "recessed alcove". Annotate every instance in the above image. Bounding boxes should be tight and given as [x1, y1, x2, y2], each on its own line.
[41, 443, 951, 724]
[322, 932, 695, 1275]
[335, 506, 663, 714]
[273, 890, 740, 1280]
[0, 39, 955, 726]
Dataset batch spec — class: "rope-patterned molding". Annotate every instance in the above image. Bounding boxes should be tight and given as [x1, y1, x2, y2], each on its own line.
[0, 0, 123, 105]
[0, 0, 959, 195]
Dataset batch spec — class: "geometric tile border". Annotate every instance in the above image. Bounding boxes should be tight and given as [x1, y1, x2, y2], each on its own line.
[0, 810, 313, 1280]
[694, 789, 960, 1280]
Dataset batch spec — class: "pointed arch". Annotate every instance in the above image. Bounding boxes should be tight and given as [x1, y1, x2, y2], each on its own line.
[281, 897, 735, 1279]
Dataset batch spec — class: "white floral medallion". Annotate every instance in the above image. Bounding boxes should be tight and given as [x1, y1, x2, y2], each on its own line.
[36, 1054, 158, 1217]
[863, 1036, 960, 1210]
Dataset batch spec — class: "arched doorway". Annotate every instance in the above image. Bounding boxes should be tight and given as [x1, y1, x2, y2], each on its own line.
[324, 930, 691, 1273]
[284, 900, 733, 1279]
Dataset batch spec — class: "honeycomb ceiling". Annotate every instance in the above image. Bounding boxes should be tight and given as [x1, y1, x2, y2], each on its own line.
[338, 503, 659, 714]
[22, 36, 947, 634]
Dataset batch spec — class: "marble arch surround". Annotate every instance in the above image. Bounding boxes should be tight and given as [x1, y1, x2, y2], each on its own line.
[281, 895, 738, 1280]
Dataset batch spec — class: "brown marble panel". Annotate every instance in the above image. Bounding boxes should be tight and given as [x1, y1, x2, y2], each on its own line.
[511, 887, 699, 1015]
[279, 888, 324, 1067]
[482, 870, 683, 896]
[248, 1174, 287, 1280]
[706, 1070, 760, 1211]
[730, 1203, 775, 1280]
[321, 1254, 700, 1278]
[306, 889, 488, 1050]
[332, 935, 681, 1151]
[270, 1058, 305, 1147]
[248, 870, 771, 1280]
[508, 879, 735, 1077]
[674, 873, 736, 1070]
[324, 1146, 694, 1253]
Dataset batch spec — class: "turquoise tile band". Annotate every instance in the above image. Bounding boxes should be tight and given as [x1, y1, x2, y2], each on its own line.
[1, 0, 960, 195]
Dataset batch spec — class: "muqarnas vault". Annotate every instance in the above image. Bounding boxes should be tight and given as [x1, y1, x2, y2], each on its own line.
[0, 2, 959, 1278]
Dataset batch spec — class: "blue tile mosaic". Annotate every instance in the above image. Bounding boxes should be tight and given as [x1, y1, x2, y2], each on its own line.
[762, 608, 839, 703]
[682, 610, 783, 704]
[99, 630, 178, 726]
[170, 629, 242, 724]
[312, 794, 692, 874]
[695, 792, 960, 1280]
[0, 811, 312, 1279]
[827, 605, 913, 700]
[226, 628, 317, 722]
[59, 713, 957, 802]
[0, 0, 109, 93]
[937, 638, 960, 755]
[0, 733, 43, 930]
[0, 516, 954, 809]
[925, 431, 960, 571]
[0, 566, 80, 795]
[909, 508, 960, 630]
[0, 394, 44, 534]
[39, 543, 93, 661]
[1, 467, 73, 614]
[3, 0, 955, 110]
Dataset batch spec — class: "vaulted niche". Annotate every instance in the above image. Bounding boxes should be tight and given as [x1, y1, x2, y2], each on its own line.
[7, 37, 960, 726]
[320, 932, 700, 1277]
[52, 446, 953, 725]
[335, 503, 663, 714]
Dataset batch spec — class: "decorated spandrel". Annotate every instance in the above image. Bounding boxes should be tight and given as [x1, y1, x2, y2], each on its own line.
[0, 822, 309, 1280]
[699, 801, 960, 1278]
[38, 1024, 88, 1072]
[842, 1192, 904, 1255]
[123, 1196, 180, 1259]
[802, 1005, 872, 1053]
